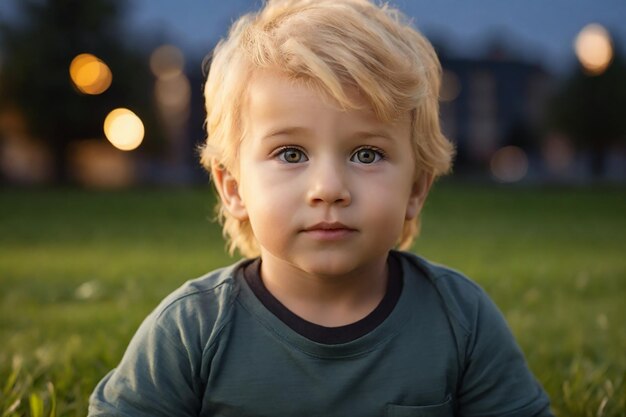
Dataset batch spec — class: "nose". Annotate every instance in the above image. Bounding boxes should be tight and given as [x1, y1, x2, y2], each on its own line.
[306, 158, 351, 206]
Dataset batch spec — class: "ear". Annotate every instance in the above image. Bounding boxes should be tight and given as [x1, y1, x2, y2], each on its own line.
[212, 164, 248, 221]
[405, 173, 433, 220]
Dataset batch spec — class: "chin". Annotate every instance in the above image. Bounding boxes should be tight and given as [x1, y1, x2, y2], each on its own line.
[294, 251, 370, 277]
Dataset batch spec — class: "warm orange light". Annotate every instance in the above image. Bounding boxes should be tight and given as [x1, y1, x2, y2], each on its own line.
[575, 24, 613, 75]
[150, 45, 184, 80]
[490, 146, 528, 183]
[70, 53, 112, 94]
[103, 108, 144, 151]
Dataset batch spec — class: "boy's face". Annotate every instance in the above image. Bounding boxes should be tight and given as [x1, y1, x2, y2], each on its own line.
[217, 71, 430, 277]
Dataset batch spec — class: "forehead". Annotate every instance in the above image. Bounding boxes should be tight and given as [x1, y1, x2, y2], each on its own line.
[247, 70, 364, 117]
[243, 70, 410, 135]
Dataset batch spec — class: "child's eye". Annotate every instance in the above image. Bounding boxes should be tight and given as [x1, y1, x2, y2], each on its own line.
[350, 147, 384, 164]
[276, 147, 308, 163]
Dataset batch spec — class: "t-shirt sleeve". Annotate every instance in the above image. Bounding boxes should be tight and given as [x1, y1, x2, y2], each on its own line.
[88, 309, 203, 417]
[457, 289, 553, 417]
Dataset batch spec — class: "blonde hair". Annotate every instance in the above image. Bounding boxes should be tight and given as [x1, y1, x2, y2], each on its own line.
[200, 0, 454, 257]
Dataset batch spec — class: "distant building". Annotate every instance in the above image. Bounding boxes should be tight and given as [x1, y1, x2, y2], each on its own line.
[438, 51, 554, 174]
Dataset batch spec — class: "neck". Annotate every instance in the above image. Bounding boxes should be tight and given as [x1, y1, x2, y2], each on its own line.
[258, 251, 389, 327]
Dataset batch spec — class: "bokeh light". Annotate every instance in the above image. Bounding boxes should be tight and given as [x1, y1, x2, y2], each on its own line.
[69, 53, 112, 94]
[490, 146, 528, 182]
[542, 133, 575, 175]
[69, 139, 135, 187]
[155, 74, 191, 110]
[103, 108, 144, 151]
[151, 44, 190, 139]
[150, 45, 184, 80]
[575, 24, 613, 75]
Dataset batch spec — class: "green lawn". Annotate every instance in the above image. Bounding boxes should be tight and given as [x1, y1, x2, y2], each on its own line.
[1, 183, 624, 416]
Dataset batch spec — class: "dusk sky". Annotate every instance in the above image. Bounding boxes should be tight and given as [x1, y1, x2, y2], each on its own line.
[2, 0, 626, 74]
[125, 0, 626, 74]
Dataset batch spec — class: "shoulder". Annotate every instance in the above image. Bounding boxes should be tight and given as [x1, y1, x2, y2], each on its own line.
[148, 259, 250, 350]
[155, 260, 242, 316]
[394, 250, 495, 337]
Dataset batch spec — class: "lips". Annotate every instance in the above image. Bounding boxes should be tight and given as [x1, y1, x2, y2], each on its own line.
[303, 221, 356, 232]
[302, 222, 356, 240]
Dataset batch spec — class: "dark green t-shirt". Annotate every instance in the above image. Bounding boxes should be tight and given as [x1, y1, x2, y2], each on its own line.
[89, 251, 553, 416]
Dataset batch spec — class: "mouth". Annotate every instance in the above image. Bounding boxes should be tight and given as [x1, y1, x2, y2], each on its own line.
[302, 222, 357, 240]
[303, 222, 356, 232]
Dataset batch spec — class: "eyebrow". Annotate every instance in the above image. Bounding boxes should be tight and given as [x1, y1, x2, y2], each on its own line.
[261, 126, 310, 140]
[261, 127, 394, 141]
[349, 129, 394, 141]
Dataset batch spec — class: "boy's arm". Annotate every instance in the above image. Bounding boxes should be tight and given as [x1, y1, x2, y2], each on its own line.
[457, 291, 554, 417]
[88, 310, 203, 417]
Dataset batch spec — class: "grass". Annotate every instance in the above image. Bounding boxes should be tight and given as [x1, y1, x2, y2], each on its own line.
[0, 183, 624, 416]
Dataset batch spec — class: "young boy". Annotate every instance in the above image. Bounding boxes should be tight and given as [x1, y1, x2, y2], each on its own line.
[89, 0, 553, 415]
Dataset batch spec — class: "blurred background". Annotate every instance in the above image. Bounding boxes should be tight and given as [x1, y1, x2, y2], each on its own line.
[1, 1, 625, 416]
[1, 0, 625, 187]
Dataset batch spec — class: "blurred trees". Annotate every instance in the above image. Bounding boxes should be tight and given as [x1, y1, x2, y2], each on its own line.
[0, 0, 163, 183]
[547, 54, 626, 177]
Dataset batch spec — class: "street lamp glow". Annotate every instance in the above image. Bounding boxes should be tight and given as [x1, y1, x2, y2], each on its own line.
[150, 45, 184, 80]
[103, 108, 144, 151]
[490, 146, 528, 183]
[155, 73, 191, 109]
[70, 53, 112, 94]
[575, 24, 613, 75]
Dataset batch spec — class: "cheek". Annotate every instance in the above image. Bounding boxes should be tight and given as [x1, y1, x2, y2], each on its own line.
[239, 176, 293, 231]
[358, 169, 414, 204]
[240, 170, 288, 207]
[358, 177, 413, 226]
